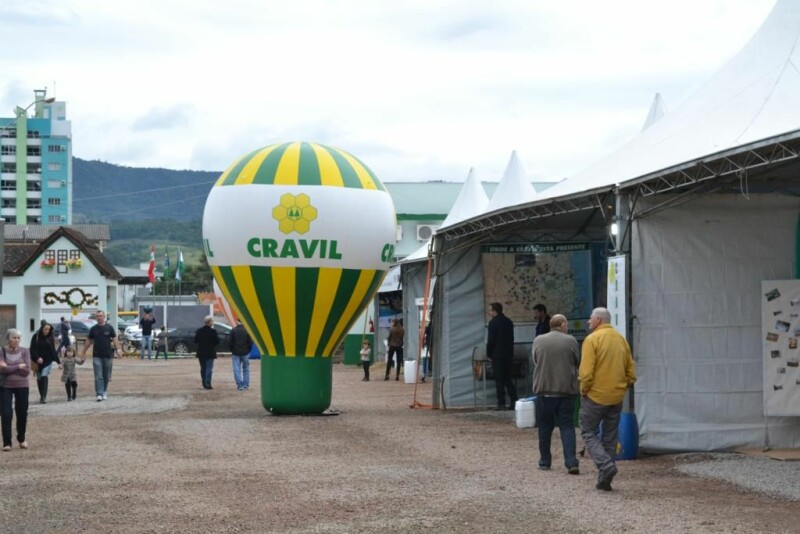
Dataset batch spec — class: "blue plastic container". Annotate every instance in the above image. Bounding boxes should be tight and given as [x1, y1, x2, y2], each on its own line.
[616, 412, 639, 460]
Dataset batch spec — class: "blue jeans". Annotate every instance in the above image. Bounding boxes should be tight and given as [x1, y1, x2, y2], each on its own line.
[231, 354, 250, 388]
[141, 335, 153, 359]
[536, 396, 578, 469]
[199, 358, 214, 386]
[92, 357, 113, 396]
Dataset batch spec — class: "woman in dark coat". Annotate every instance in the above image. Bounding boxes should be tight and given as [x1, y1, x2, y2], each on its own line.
[194, 316, 219, 389]
[30, 322, 61, 404]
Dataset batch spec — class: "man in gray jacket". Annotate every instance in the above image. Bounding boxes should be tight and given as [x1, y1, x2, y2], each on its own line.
[532, 314, 580, 473]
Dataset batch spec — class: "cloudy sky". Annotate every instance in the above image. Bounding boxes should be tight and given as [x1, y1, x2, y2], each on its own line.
[0, 0, 777, 183]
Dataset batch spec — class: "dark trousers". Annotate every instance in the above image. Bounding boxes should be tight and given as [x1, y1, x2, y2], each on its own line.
[1, 387, 29, 447]
[36, 376, 49, 401]
[362, 361, 370, 380]
[199, 358, 214, 386]
[579, 396, 623, 479]
[385, 346, 403, 378]
[154, 344, 167, 359]
[65, 381, 77, 400]
[492, 358, 517, 407]
[536, 396, 578, 469]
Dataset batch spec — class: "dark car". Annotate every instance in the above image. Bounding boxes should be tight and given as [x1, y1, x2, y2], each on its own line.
[163, 322, 232, 356]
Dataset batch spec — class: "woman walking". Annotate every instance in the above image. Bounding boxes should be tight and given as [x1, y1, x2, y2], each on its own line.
[30, 322, 61, 404]
[0, 328, 32, 451]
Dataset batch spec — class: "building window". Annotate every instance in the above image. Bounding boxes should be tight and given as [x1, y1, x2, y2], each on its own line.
[27, 146, 41, 157]
[1, 180, 14, 190]
[27, 199, 41, 209]
[47, 215, 61, 223]
[47, 180, 63, 188]
[4, 216, 16, 224]
[47, 145, 65, 153]
[1, 199, 15, 208]
[47, 163, 61, 171]
[1, 162, 15, 173]
[1, 146, 15, 155]
[27, 181, 41, 192]
[0, 130, 15, 139]
[26, 164, 42, 174]
[27, 131, 41, 139]
[48, 197, 61, 206]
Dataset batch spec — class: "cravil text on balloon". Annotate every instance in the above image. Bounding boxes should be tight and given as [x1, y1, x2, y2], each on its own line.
[247, 238, 343, 259]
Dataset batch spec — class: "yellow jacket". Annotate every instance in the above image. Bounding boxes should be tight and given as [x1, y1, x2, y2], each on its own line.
[579, 323, 636, 405]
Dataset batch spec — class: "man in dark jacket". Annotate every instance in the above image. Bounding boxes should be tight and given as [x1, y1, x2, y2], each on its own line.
[487, 302, 517, 410]
[533, 303, 551, 338]
[229, 321, 253, 391]
[194, 316, 219, 389]
[532, 314, 580, 473]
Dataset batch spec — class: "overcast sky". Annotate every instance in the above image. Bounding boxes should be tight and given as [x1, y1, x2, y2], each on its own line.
[0, 0, 777, 183]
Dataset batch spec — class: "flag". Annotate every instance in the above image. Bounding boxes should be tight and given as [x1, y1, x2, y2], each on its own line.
[164, 252, 170, 278]
[176, 249, 184, 281]
[147, 244, 156, 285]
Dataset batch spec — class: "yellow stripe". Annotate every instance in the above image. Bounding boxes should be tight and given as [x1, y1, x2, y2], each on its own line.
[273, 142, 301, 185]
[235, 144, 280, 185]
[271, 267, 296, 356]
[214, 152, 250, 186]
[229, 265, 278, 356]
[322, 269, 376, 356]
[310, 143, 345, 187]
[211, 267, 264, 352]
[305, 267, 342, 356]
[332, 148, 379, 190]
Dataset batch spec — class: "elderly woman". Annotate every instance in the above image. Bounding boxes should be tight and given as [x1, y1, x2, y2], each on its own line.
[30, 322, 61, 404]
[194, 316, 219, 389]
[0, 328, 32, 451]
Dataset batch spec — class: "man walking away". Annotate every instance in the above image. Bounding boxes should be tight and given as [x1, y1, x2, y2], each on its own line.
[229, 321, 253, 390]
[532, 314, 580, 473]
[578, 307, 636, 491]
[486, 302, 518, 410]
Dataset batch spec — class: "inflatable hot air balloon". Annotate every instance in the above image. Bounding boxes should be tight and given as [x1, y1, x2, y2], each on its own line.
[203, 142, 396, 414]
[213, 279, 238, 327]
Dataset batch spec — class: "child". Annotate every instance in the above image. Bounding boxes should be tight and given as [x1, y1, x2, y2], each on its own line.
[153, 327, 167, 360]
[360, 340, 371, 381]
[61, 347, 85, 401]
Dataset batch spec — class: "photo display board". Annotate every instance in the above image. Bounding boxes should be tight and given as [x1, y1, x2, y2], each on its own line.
[481, 243, 593, 325]
[761, 280, 800, 416]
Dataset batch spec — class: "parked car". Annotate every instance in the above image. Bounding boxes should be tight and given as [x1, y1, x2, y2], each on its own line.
[53, 319, 97, 346]
[163, 322, 232, 356]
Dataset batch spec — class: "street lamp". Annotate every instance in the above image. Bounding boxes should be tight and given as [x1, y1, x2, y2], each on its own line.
[0, 96, 57, 133]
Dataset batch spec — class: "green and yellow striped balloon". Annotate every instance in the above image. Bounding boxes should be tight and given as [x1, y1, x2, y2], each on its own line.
[203, 142, 396, 414]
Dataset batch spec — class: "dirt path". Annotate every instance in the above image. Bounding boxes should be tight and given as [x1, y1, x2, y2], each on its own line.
[1, 358, 797, 533]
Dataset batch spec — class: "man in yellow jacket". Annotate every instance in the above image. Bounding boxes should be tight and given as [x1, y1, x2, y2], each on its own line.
[578, 307, 636, 491]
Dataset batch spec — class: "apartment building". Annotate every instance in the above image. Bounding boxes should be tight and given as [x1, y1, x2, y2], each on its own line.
[0, 89, 71, 225]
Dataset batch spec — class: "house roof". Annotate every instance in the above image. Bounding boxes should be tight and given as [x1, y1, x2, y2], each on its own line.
[4, 224, 111, 243]
[3, 226, 122, 280]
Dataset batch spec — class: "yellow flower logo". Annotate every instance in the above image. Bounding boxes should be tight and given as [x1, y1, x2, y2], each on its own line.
[272, 193, 317, 235]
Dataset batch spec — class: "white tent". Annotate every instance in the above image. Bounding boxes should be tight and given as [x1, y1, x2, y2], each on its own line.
[640, 93, 667, 132]
[484, 151, 538, 213]
[429, 0, 800, 451]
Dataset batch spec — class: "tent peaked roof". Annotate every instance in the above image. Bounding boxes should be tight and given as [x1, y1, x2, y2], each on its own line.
[641, 92, 668, 132]
[485, 151, 538, 212]
[441, 168, 490, 229]
[540, 0, 800, 201]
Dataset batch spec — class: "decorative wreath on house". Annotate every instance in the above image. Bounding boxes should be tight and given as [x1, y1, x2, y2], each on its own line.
[43, 287, 99, 309]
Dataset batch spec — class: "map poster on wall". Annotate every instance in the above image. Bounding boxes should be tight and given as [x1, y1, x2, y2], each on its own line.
[481, 243, 593, 325]
[761, 280, 800, 416]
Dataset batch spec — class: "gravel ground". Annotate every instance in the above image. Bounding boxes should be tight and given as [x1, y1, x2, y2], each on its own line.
[1, 357, 799, 533]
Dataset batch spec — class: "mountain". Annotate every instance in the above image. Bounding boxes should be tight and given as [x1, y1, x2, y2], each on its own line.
[73, 158, 220, 222]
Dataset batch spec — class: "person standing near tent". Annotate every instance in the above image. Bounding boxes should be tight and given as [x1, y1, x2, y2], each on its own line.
[533, 304, 551, 338]
[487, 302, 518, 410]
[532, 314, 580, 473]
[578, 307, 636, 491]
[229, 321, 253, 390]
[384, 319, 404, 381]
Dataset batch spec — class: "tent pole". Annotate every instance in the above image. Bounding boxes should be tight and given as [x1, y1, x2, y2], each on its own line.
[411, 251, 434, 409]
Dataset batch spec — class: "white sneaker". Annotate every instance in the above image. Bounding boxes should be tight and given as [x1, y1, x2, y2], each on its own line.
[102, 393, 108, 400]
[96, 395, 103, 402]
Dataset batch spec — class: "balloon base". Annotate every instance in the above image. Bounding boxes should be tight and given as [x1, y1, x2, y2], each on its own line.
[261, 355, 332, 415]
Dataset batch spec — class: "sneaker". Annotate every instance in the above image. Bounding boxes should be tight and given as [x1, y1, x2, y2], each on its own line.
[96, 395, 103, 402]
[568, 466, 580, 475]
[243, 385, 249, 390]
[237, 386, 244, 390]
[538, 465, 551, 471]
[596, 480, 612, 491]
[102, 393, 108, 400]
[2, 445, 10, 452]
[19, 441, 28, 449]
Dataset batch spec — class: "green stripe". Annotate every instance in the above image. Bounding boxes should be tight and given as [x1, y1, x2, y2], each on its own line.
[217, 267, 268, 353]
[333, 271, 384, 352]
[316, 269, 362, 356]
[297, 142, 322, 186]
[220, 148, 263, 186]
[251, 266, 284, 354]
[325, 148, 362, 189]
[252, 142, 292, 185]
[295, 267, 319, 354]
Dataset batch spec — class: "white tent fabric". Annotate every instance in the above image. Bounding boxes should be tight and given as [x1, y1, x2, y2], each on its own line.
[378, 265, 401, 293]
[441, 167, 490, 229]
[484, 151, 538, 213]
[641, 92, 668, 132]
[535, 0, 800, 202]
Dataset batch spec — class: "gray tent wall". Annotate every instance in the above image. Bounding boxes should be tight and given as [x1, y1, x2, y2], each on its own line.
[400, 259, 431, 378]
[633, 193, 800, 451]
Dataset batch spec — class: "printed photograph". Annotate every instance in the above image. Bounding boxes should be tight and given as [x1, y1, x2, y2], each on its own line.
[771, 350, 781, 359]
[775, 320, 791, 333]
[787, 359, 799, 368]
[766, 332, 780, 342]
[765, 288, 781, 301]
[789, 338, 797, 349]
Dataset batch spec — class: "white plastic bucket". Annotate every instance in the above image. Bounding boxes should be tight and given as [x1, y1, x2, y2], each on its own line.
[403, 360, 417, 384]
[515, 399, 535, 428]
